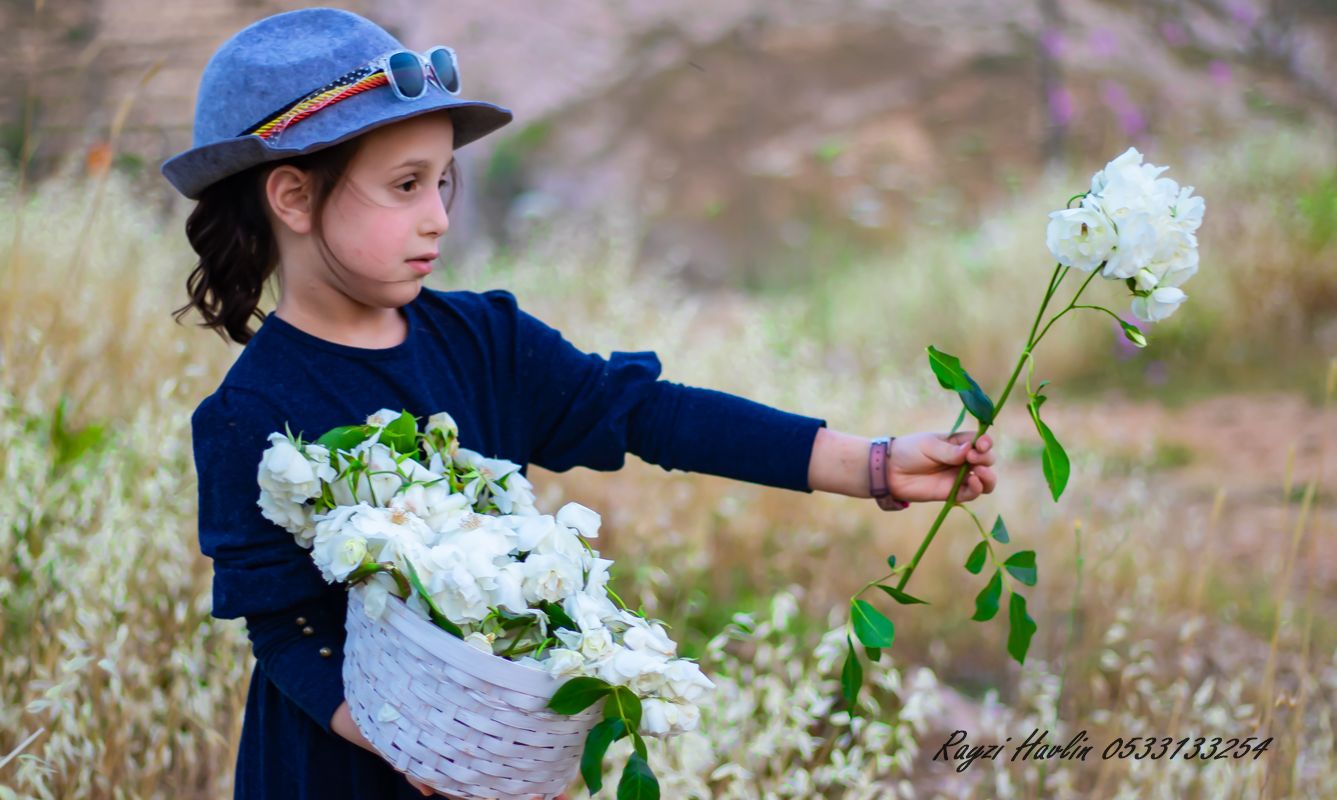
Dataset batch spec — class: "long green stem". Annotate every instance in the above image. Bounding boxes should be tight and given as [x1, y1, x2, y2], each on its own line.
[886, 262, 1099, 595]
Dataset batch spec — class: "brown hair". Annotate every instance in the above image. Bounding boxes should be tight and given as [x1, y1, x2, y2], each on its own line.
[172, 138, 462, 346]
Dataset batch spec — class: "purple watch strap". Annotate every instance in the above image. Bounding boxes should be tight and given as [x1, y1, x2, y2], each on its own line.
[869, 436, 910, 511]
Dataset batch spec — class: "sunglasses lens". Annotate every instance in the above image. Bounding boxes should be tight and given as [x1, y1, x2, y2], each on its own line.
[430, 49, 460, 93]
[388, 51, 425, 97]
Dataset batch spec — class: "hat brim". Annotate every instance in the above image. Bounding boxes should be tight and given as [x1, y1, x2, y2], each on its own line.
[161, 92, 513, 200]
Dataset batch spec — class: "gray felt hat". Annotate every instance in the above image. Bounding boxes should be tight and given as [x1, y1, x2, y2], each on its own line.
[160, 7, 513, 200]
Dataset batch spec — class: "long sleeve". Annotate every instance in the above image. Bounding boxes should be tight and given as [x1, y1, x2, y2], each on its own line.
[191, 387, 348, 735]
[489, 289, 828, 491]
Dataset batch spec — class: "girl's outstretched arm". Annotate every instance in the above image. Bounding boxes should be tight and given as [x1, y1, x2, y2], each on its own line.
[807, 427, 997, 503]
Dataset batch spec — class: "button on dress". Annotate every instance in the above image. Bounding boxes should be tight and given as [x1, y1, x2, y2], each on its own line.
[190, 287, 828, 798]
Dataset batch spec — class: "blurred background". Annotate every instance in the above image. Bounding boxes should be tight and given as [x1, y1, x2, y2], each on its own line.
[2, 0, 1336, 798]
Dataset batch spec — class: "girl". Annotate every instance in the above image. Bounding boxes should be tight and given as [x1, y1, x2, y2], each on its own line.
[167, 7, 997, 799]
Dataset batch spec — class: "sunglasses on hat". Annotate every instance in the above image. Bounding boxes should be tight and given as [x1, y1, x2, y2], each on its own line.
[239, 46, 461, 144]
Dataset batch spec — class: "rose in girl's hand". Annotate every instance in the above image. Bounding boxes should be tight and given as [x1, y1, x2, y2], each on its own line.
[886, 431, 997, 503]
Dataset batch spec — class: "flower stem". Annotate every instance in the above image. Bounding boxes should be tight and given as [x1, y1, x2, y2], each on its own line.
[889, 262, 1091, 594]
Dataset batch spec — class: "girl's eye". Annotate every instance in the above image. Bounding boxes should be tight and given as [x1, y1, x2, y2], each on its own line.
[396, 177, 451, 192]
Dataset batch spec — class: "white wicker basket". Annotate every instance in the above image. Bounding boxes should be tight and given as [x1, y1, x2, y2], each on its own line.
[342, 583, 602, 799]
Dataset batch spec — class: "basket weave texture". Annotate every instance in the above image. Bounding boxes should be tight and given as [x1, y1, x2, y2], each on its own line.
[342, 583, 601, 799]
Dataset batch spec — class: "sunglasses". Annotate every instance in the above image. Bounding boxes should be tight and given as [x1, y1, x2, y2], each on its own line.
[239, 46, 461, 144]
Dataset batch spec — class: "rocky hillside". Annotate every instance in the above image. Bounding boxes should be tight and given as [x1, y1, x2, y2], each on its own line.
[4, 0, 1335, 287]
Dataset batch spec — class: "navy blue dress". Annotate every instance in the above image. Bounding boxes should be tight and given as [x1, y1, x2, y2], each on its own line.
[190, 287, 828, 799]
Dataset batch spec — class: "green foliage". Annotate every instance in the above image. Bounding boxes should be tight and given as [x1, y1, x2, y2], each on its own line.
[841, 634, 863, 708]
[1007, 591, 1038, 664]
[850, 599, 896, 648]
[1295, 173, 1337, 250]
[1003, 550, 1038, 586]
[972, 570, 1003, 621]
[927, 345, 995, 424]
[403, 559, 463, 638]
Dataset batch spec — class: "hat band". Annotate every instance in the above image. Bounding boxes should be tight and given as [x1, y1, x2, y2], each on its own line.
[238, 66, 388, 141]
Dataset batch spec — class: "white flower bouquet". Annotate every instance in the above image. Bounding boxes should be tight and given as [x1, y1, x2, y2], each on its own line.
[255, 408, 711, 799]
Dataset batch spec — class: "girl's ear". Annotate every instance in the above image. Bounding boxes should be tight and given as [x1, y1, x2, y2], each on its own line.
[265, 165, 316, 235]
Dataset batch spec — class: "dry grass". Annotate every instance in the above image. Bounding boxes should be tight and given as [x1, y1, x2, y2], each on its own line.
[1, 123, 1335, 798]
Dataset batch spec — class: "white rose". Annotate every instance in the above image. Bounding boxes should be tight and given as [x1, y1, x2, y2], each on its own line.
[424, 412, 460, 461]
[660, 659, 716, 704]
[556, 502, 601, 540]
[584, 558, 614, 594]
[640, 698, 700, 737]
[1131, 287, 1187, 323]
[597, 647, 669, 695]
[361, 574, 394, 621]
[1169, 184, 1205, 234]
[1139, 225, 1199, 291]
[365, 408, 405, 429]
[311, 523, 369, 583]
[1090, 147, 1170, 208]
[640, 697, 677, 737]
[463, 632, 495, 655]
[329, 441, 405, 507]
[258, 433, 329, 503]
[258, 488, 315, 540]
[487, 562, 528, 615]
[624, 619, 678, 658]
[1100, 211, 1161, 280]
[499, 471, 539, 517]
[422, 545, 491, 623]
[541, 648, 587, 680]
[579, 628, 617, 663]
[390, 483, 470, 540]
[564, 590, 620, 632]
[1045, 202, 1117, 273]
[522, 553, 583, 605]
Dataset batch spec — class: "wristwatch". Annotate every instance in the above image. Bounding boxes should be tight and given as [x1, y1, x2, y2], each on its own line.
[869, 436, 910, 511]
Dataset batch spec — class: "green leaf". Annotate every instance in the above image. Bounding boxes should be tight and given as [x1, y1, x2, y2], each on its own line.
[381, 410, 420, 454]
[850, 599, 896, 648]
[972, 570, 1003, 622]
[345, 560, 384, 584]
[1003, 550, 1038, 586]
[960, 373, 996, 426]
[538, 600, 579, 632]
[926, 345, 973, 392]
[1028, 397, 1071, 501]
[616, 751, 660, 800]
[403, 559, 463, 638]
[886, 554, 896, 573]
[604, 686, 644, 731]
[548, 677, 613, 714]
[865, 645, 882, 662]
[840, 635, 863, 708]
[964, 541, 988, 575]
[876, 584, 929, 605]
[927, 346, 995, 424]
[316, 424, 374, 453]
[1119, 319, 1147, 348]
[990, 515, 1010, 544]
[1007, 592, 1038, 664]
[580, 718, 626, 794]
[630, 730, 649, 760]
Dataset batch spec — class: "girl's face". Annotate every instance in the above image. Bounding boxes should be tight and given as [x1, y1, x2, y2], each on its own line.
[267, 110, 456, 314]
[320, 112, 455, 303]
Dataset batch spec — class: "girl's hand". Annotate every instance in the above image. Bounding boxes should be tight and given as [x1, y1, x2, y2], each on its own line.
[405, 773, 567, 799]
[887, 431, 997, 504]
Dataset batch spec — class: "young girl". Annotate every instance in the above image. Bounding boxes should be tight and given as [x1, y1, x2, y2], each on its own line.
[167, 8, 997, 799]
